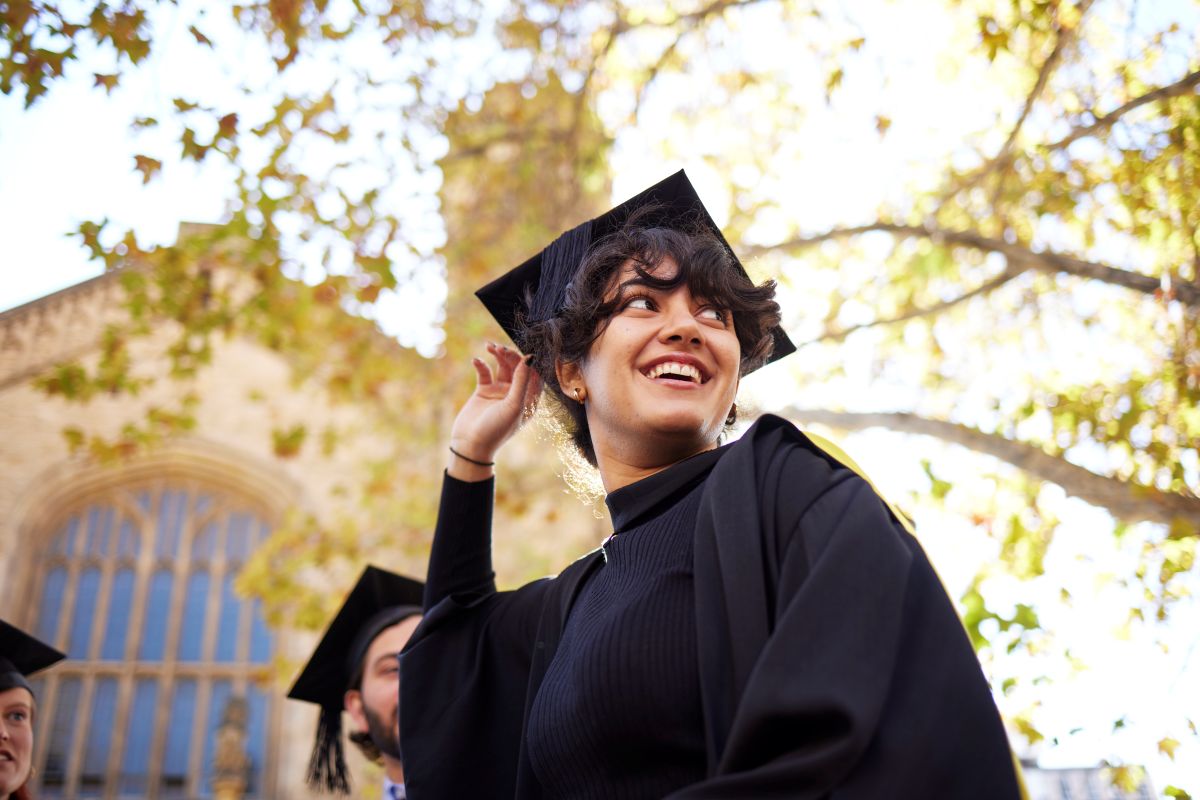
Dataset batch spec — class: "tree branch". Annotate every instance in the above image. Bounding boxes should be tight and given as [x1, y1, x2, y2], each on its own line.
[628, 0, 772, 117]
[995, 7, 1087, 170]
[783, 408, 1200, 530]
[806, 266, 1024, 345]
[944, 67, 1200, 197]
[634, 28, 685, 116]
[1048, 68, 1200, 152]
[948, 2, 1094, 196]
[752, 222, 1200, 306]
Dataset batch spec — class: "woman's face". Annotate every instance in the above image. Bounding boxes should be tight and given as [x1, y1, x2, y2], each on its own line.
[0, 687, 34, 796]
[562, 256, 741, 466]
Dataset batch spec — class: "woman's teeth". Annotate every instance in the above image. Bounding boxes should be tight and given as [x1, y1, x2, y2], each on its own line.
[644, 362, 701, 383]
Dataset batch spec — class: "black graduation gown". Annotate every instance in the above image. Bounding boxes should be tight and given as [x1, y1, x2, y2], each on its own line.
[399, 415, 1025, 799]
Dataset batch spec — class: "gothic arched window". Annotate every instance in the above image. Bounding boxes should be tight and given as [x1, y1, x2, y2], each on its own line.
[26, 480, 278, 799]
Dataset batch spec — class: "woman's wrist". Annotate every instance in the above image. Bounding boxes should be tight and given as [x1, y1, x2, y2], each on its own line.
[449, 446, 493, 467]
[446, 441, 496, 482]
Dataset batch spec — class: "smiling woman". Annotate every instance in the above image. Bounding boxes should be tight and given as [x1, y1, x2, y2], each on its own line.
[551, 253, 749, 490]
[522, 214, 780, 482]
[399, 171, 1027, 799]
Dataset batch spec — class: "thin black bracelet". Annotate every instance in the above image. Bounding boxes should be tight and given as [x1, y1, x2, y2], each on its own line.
[449, 446, 494, 467]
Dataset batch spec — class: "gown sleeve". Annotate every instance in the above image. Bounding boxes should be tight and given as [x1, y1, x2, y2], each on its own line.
[400, 472, 553, 799]
[673, 419, 1024, 800]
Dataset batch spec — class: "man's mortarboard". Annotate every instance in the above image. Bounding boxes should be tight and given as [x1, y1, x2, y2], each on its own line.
[287, 566, 424, 794]
[475, 169, 796, 370]
[0, 618, 66, 696]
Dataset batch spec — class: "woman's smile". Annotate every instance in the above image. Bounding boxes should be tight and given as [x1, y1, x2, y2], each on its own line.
[639, 354, 712, 386]
[562, 255, 741, 465]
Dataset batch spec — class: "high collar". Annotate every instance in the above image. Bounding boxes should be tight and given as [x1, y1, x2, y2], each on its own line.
[605, 444, 730, 533]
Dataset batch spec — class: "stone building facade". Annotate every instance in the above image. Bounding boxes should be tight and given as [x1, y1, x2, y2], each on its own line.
[0, 267, 361, 798]
[1, 253, 609, 798]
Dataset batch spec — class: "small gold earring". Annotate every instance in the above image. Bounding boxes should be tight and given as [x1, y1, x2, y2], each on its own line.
[573, 387, 586, 403]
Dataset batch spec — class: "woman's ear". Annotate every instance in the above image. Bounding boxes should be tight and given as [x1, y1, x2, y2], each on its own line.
[556, 359, 583, 396]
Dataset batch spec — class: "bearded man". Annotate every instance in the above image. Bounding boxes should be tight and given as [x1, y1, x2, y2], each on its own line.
[289, 567, 423, 798]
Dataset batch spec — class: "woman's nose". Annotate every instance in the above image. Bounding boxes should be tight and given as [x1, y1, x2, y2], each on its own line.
[659, 302, 703, 345]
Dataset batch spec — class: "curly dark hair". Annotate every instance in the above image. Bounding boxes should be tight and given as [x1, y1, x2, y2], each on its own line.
[518, 208, 781, 466]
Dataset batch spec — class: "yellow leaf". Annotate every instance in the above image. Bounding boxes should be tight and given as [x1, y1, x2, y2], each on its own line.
[1158, 736, 1180, 760]
[1057, 2, 1082, 31]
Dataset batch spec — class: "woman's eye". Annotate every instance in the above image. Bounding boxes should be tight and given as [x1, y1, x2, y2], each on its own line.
[625, 296, 654, 311]
[699, 307, 727, 323]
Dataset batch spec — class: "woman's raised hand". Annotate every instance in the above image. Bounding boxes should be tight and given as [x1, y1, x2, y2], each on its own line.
[447, 342, 543, 480]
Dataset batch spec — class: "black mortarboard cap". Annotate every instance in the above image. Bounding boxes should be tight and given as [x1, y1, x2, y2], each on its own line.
[287, 566, 424, 794]
[0, 619, 66, 697]
[475, 169, 796, 370]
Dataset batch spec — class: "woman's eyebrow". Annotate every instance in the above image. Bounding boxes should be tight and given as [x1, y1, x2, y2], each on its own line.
[617, 277, 654, 291]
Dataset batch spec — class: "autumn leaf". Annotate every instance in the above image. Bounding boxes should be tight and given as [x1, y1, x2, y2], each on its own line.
[217, 112, 239, 140]
[133, 154, 162, 184]
[824, 67, 844, 101]
[93, 73, 119, 93]
[188, 25, 214, 47]
[1012, 713, 1044, 746]
[62, 426, 86, 454]
[272, 424, 308, 458]
[1158, 736, 1180, 760]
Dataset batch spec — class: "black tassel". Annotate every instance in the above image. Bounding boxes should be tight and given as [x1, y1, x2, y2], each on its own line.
[306, 704, 351, 794]
[530, 220, 593, 323]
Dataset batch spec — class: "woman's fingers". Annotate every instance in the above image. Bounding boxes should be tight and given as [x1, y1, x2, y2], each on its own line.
[471, 357, 494, 387]
[450, 345, 543, 474]
[488, 341, 523, 385]
[507, 355, 531, 400]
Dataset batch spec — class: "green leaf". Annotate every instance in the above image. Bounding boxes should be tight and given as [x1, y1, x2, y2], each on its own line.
[272, 424, 308, 458]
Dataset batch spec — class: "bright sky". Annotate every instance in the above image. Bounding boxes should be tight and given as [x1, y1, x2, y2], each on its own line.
[1, 0, 1197, 794]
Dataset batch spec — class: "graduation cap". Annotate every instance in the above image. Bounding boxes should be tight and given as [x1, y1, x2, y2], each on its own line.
[287, 566, 424, 794]
[0, 619, 66, 697]
[475, 169, 796, 371]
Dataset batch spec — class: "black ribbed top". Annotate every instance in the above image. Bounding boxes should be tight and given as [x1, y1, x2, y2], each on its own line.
[525, 446, 727, 799]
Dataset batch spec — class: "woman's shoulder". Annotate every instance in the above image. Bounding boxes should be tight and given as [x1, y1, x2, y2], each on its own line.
[726, 414, 914, 534]
[730, 413, 853, 480]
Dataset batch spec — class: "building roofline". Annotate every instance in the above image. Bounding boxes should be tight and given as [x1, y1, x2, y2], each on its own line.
[0, 267, 120, 324]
